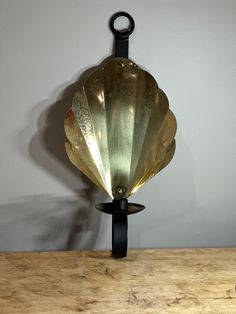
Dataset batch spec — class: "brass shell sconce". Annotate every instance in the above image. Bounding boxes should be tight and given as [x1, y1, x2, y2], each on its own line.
[64, 12, 177, 257]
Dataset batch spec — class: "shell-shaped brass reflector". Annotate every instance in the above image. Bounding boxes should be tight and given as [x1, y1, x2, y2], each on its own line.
[64, 58, 177, 199]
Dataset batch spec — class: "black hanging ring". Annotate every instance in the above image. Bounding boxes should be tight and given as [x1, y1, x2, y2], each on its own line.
[109, 11, 135, 39]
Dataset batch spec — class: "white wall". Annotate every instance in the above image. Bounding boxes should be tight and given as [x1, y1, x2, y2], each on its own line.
[0, 0, 235, 252]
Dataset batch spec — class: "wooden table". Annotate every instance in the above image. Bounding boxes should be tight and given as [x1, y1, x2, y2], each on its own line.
[0, 248, 236, 313]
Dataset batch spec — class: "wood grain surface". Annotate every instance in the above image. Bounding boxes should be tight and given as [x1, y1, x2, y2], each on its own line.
[0, 248, 236, 313]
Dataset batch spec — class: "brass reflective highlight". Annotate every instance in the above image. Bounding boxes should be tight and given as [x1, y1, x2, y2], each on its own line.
[64, 58, 177, 199]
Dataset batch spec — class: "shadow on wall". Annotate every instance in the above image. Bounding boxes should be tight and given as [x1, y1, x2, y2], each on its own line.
[0, 195, 102, 252]
[3, 58, 117, 252]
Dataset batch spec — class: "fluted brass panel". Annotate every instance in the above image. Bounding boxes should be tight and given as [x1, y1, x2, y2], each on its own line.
[64, 58, 177, 199]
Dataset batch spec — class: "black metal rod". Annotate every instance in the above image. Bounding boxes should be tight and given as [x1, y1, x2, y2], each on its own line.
[115, 38, 129, 58]
[112, 213, 128, 258]
[112, 198, 128, 258]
